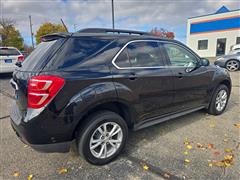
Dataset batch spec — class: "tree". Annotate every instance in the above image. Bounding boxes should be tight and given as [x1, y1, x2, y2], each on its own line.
[35, 22, 67, 44]
[0, 18, 24, 50]
[150, 27, 175, 39]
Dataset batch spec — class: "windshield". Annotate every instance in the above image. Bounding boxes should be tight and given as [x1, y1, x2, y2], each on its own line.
[0, 48, 20, 56]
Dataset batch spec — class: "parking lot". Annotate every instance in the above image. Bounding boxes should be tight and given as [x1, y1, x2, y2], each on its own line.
[0, 71, 239, 180]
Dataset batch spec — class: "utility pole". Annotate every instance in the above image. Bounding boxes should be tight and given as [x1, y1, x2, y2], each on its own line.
[111, 0, 115, 29]
[29, 15, 34, 48]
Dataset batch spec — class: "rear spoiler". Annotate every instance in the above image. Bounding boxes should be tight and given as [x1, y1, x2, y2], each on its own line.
[41, 33, 71, 42]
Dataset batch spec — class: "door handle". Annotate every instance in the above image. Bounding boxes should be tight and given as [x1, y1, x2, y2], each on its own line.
[129, 72, 136, 80]
[178, 72, 183, 79]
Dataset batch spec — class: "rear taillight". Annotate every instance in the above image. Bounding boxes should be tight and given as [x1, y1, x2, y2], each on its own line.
[28, 76, 65, 109]
[18, 55, 24, 62]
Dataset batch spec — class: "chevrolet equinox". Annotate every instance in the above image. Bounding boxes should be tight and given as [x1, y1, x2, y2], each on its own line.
[10, 28, 231, 165]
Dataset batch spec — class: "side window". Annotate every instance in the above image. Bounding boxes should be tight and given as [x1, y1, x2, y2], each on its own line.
[164, 43, 198, 67]
[114, 49, 131, 68]
[127, 41, 164, 67]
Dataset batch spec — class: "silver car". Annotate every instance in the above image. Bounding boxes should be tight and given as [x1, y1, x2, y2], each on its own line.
[214, 50, 240, 71]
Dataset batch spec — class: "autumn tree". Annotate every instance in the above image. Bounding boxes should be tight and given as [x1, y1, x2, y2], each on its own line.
[150, 27, 175, 39]
[0, 18, 24, 50]
[35, 22, 67, 44]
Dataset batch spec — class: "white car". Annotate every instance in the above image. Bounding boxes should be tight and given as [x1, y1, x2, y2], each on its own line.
[0, 47, 24, 73]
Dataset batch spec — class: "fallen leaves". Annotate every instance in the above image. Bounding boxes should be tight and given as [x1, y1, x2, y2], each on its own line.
[213, 151, 221, 156]
[233, 123, 240, 128]
[184, 138, 190, 145]
[143, 164, 149, 171]
[164, 173, 170, 178]
[182, 137, 236, 170]
[207, 144, 214, 149]
[224, 148, 233, 153]
[209, 123, 216, 128]
[58, 168, 68, 175]
[196, 143, 205, 150]
[13, 171, 20, 177]
[209, 154, 234, 168]
[12, 167, 69, 179]
[27, 174, 34, 180]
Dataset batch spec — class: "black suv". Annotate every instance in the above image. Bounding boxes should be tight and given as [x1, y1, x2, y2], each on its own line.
[10, 28, 231, 165]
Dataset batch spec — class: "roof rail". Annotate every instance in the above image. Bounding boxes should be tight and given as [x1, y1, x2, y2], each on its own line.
[78, 28, 152, 36]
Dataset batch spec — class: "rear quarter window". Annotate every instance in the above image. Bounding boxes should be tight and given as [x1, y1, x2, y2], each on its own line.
[20, 39, 64, 71]
[48, 37, 112, 69]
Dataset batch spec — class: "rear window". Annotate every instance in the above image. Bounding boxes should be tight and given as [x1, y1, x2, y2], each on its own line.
[0, 48, 20, 56]
[20, 39, 64, 71]
[48, 37, 111, 69]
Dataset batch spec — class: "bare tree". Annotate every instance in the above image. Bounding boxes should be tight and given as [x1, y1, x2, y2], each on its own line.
[0, 18, 16, 46]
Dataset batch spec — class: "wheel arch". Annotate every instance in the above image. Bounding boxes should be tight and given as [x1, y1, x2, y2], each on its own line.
[219, 79, 232, 93]
[73, 100, 136, 139]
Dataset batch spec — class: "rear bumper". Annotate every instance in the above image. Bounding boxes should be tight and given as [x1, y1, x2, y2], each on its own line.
[11, 120, 72, 153]
[0, 67, 15, 73]
[10, 102, 74, 153]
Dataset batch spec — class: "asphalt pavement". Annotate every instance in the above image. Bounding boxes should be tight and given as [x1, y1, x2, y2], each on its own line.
[0, 71, 239, 180]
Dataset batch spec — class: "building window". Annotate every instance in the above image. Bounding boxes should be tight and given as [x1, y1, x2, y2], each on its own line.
[236, 37, 240, 44]
[198, 40, 208, 50]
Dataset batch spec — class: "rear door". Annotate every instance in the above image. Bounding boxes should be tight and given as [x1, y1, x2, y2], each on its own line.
[111, 40, 174, 122]
[162, 42, 211, 111]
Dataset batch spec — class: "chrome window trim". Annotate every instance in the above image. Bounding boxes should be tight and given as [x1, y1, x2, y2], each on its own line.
[112, 40, 165, 70]
[111, 39, 200, 70]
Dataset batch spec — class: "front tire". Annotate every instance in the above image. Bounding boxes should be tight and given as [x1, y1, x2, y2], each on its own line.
[77, 111, 128, 165]
[207, 84, 229, 115]
[226, 60, 239, 71]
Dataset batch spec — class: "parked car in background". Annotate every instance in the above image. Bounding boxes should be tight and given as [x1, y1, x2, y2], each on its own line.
[0, 47, 24, 73]
[10, 28, 231, 165]
[214, 50, 240, 71]
[231, 44, 240, 51]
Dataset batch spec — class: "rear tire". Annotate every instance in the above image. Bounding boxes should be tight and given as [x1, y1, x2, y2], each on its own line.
[207, 84, 229, 115]
[77, 111, 128, 165]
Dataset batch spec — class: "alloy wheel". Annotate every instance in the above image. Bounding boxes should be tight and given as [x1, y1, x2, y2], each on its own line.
[89, 122, 123, 159]
[226, 60, 239, 71]
[215, 89, 228, 112]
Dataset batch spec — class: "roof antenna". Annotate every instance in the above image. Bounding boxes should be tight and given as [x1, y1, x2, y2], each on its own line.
[61, 18, 69, 32]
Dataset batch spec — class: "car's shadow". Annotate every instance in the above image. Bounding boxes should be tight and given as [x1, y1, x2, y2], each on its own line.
[0, 73, 13, 79]
[126, 109, 206, 150]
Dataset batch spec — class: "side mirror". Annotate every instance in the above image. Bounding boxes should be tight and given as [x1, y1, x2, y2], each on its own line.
[200, 58, 210, 66]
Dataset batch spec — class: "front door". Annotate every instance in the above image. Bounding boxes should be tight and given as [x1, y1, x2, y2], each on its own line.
[162, 42, 211, 112]
[110, 41, 174, 122]
[216, 38, 226, 56]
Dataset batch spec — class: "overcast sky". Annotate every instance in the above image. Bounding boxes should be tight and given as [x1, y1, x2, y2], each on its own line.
[1, 0, 239, 46]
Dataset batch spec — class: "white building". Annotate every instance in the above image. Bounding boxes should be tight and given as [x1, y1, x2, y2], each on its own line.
[187, 6, 240, 58]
